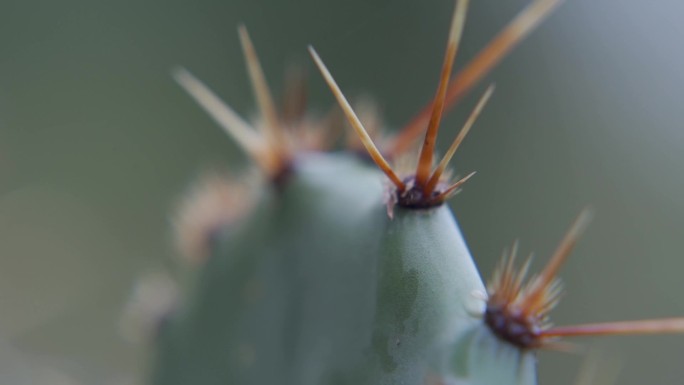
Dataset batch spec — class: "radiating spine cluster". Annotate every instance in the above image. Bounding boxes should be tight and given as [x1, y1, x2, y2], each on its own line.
[309, 0, 565, 211]
[485, 210, 684, 350]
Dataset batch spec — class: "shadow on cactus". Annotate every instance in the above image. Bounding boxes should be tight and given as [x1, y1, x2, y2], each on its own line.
[148, 0, 684, 384]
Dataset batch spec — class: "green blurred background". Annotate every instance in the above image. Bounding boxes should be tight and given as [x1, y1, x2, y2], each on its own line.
[1, 0, 683, 384]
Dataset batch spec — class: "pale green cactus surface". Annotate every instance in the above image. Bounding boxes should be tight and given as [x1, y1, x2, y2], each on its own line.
[152, 154, 535, 385]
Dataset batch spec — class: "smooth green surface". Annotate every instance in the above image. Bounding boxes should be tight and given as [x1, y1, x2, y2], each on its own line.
[154, 153, 387, 385]
[370, 207, 486, 384]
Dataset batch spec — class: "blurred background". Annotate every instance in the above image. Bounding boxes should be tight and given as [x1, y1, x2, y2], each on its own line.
[1, 0, 683, 384]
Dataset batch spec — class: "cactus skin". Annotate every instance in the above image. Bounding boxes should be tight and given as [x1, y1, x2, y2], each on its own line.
[152, 152, 536, 385]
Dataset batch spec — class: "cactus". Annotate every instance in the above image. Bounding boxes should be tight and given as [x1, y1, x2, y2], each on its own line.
[149, 0, 684, 384]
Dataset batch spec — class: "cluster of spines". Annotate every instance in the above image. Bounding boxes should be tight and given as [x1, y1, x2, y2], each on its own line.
[485, 210, 684, 350]
[175, 0, 566, 211]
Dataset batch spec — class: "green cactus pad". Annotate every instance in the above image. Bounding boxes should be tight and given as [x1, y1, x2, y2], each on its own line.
[152, 153, 535, 385]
